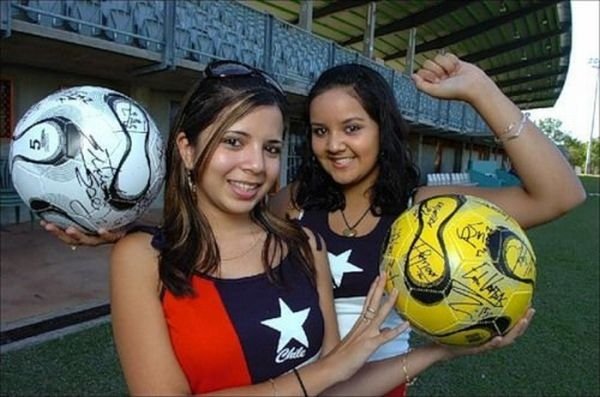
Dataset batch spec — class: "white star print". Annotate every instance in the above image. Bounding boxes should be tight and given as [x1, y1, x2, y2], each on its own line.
[328, 249, 363, 288]
[261, 298, 310, 352]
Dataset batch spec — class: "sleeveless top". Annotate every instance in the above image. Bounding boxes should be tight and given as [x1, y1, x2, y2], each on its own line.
[298, 210, 410, 361]
[152, 232, 324, 394]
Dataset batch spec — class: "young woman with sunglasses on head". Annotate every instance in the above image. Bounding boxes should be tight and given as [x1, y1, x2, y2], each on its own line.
[105, 60, 533, 396]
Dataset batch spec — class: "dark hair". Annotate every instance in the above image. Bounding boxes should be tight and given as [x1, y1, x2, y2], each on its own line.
[161, 62, 315, 296]
[293, 63, 420, 216]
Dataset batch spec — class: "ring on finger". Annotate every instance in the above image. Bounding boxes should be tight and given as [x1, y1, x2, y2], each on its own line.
[363, 312, 375, 320]
[366, 307, 377, 314]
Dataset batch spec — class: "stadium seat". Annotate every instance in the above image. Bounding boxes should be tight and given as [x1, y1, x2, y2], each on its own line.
[65, 0, 101, 36]
[174, 4, 193, 59]
[470, 160, 499, 175]
[418, 92, 438, 126]
[427, 172, 477, 187]
[133, 1, 164, 52]
[448, 101, 464, 131]
[468, 169, 502, 187]
[495, 169, 522, 186]
[396, 75, 417, 118]
[25, 0, 65, 28]
[101, 1, 134, 45]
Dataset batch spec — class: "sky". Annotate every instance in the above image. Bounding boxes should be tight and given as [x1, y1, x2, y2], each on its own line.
[528, 0, 600, 143]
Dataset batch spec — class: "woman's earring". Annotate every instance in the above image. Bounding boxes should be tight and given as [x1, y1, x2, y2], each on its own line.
[186, 169, 197, 193]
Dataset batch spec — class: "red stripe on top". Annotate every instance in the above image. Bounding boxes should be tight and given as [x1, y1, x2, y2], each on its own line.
[162, 276, 251, 393]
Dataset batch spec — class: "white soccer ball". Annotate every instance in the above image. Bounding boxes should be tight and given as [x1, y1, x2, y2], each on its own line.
[9, 86, 165, 233]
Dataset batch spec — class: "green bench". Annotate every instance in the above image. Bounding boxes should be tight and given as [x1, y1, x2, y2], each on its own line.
[468, 160, 522, 187]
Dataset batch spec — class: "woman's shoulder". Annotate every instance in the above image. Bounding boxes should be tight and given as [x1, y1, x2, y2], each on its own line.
[300, 226, 333, 296]
[111, 230, 160, 282]
[269, 182, 302, 219]
[301, 226, 326, 254]
[114, 230, 157, 253]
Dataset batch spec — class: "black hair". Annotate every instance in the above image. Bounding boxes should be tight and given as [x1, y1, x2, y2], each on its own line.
[293, 63, 420, 216]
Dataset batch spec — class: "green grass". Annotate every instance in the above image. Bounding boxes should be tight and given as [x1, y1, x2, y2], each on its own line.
[1, 181, 598, 397]
[580, 175, 600, 194]
[0, 323, 126, 396]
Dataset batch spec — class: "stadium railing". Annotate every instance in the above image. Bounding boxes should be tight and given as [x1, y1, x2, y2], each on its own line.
[2, 0, 490, 137]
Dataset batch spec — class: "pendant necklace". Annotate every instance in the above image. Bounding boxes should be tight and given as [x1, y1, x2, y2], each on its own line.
[340, 207, 371, 237]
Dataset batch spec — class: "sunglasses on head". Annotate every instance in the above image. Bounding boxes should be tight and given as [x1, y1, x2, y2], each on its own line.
[205, 60, 285, 96]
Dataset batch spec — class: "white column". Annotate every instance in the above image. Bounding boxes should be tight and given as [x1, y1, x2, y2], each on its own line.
[405, 27, 417, 75]
[363, 2, 376, 59]
[584, 58, 599, 174]
[298, 0, 313, 32]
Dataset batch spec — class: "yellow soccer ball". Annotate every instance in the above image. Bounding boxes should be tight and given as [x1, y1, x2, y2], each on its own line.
[381, 194, 536, 346]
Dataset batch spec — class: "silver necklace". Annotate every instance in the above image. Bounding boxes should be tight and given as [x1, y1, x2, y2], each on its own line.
[340, 207, 370, 237]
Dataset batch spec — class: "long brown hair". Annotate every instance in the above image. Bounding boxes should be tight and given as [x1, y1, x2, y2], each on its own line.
[160, 64, 315, 296]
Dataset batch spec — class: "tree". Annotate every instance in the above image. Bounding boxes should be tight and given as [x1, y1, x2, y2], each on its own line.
[536, 118, 571, 145]
[589, 137, 600, 174]
[535, 117, 585, 169]
[567, 139, 587, 169]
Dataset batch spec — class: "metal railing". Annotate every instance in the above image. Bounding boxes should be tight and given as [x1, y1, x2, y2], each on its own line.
[2, 0, 490, 136]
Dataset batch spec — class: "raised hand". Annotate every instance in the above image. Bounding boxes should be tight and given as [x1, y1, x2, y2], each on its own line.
[411, 53, 495, 104]
[40, 220, 125, 247]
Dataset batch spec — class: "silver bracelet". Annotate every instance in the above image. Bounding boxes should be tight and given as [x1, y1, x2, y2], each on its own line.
[495, 112, 530, 144]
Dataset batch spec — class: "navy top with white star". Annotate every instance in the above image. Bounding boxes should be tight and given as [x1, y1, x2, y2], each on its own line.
[299, 210, 395, 298]
[298, 210, 411, 362]
[161, 253, 324, 393]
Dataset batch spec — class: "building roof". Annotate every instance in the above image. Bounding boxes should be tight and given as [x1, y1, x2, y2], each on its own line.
[244, 0, 572, 110]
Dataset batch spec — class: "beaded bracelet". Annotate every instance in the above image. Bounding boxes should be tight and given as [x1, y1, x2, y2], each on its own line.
[269, 378, 277, 397]
[494, 112, 530, 144]
[401, 350, 418, 386]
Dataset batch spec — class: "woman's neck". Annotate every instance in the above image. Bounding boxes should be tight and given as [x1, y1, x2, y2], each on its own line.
[201, 207, 257, 240]
[202, 209, 267, 278]
[340, 165, 378, 211]
[342, 183, 372, 211]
